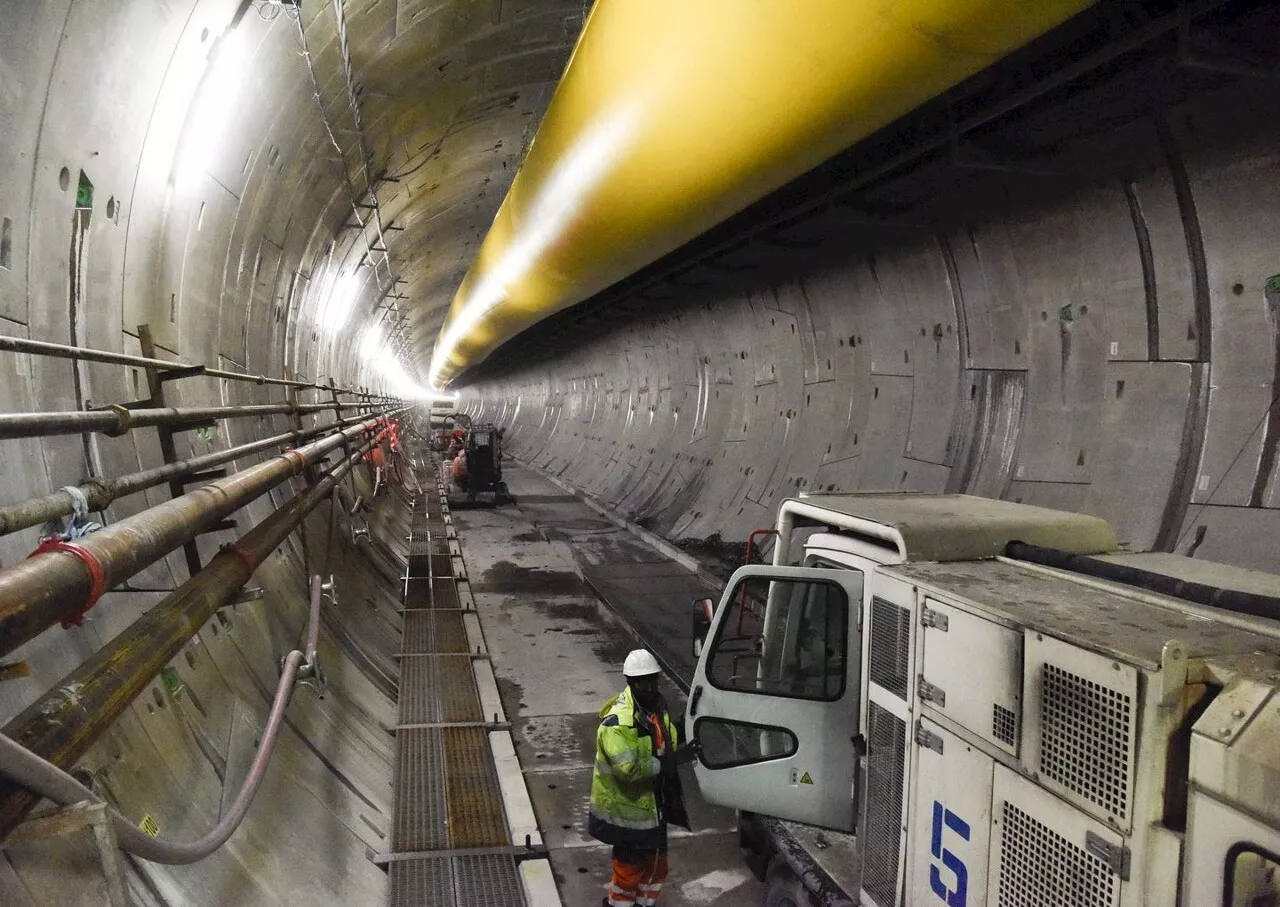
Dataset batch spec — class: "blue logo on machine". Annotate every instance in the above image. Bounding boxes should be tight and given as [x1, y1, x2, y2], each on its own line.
[930, 801, 970, 906]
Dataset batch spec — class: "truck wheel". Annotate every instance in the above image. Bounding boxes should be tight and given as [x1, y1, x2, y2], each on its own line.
[764, 862, 809, 907]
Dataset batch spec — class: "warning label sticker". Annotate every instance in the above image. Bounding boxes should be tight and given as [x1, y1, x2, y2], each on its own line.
[799, 772, 814, 785]
[140, 815, 159, 837]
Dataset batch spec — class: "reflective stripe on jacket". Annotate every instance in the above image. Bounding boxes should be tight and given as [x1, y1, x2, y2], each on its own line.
[587, 686, 680, 849]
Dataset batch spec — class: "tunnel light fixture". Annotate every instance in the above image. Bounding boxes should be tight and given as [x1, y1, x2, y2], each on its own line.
[321, 271, 367, 334]
[173, 29, 250, 195]
[357, 319, 434, 400]
[359, 321, 385, 361]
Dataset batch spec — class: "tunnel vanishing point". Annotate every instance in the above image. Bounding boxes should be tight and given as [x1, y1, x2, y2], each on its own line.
[0, 0, 1279, 905]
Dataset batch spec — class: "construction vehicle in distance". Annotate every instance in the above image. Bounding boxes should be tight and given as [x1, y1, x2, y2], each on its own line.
[443, 418, 508, 506]
[428, 397, 456, 429]
[685, 493, 1280, 907]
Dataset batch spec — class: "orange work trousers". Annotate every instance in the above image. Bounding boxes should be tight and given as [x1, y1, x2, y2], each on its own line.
[606, 846, 668, 906]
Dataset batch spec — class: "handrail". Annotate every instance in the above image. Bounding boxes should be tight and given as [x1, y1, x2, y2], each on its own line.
[0, 400, 391, 441]
[0, 443, 374, 842]
[0, 335, 390, 397]
[0, 410, 407, 658]
[0, 413, 375, 537]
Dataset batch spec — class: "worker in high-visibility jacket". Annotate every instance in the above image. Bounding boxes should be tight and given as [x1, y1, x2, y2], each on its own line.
[588, 649, 700, 907]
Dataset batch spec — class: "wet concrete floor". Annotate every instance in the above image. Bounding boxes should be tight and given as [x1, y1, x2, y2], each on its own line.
[452, 464, 764, 906]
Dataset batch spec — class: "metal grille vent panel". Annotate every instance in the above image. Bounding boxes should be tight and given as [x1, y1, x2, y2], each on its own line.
[993, 703, 1017, 747]
[869, 597, 910, 700]
[997, 801, 1115, 907]
[1039, 664, 1132, 822]
[862, 702, 906, 907]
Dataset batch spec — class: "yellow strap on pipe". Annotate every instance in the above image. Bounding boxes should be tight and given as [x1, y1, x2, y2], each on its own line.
[429, 0, 1094, 387]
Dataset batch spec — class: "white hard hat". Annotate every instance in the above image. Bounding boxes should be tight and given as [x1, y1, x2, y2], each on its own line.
[623, 649, 661, 678]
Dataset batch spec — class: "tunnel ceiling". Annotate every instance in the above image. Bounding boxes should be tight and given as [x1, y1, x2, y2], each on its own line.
[275, 0, 587, 384]
[454, 0, 1274, 388]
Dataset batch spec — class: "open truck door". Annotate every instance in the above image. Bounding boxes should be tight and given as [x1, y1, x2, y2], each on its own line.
[686, 565, 863, 831]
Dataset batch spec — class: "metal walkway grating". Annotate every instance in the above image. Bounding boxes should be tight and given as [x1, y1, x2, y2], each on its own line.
[389, 454, 526, 907]
[389, 854, 524, 907]
[398, 657, 484, 725]
[402, 611, 434, 654]
[434, 611, 468, 652]
[430, 579, 462, 610]
[444, 727, 510, 848]
[393, 728, 450, 851]
[405, 578, 432, 607]
[402, 611, 469, 655]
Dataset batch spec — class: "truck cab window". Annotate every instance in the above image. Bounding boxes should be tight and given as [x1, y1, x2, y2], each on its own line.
[1225, 843, 1280, 907]
[705, 575, 847, 701]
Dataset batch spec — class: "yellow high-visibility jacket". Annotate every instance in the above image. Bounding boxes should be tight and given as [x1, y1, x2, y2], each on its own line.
[587, 686, 687, 849]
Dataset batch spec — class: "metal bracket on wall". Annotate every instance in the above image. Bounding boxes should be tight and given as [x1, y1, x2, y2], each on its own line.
[138, 323, 206, 579]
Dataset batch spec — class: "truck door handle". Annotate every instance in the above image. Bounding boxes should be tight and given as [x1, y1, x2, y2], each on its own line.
[689, 685, 703, 717]
[851, 733, 866, 758]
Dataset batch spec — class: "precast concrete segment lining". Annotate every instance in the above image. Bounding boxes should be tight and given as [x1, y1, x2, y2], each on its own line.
[461, 67, 1280, 575]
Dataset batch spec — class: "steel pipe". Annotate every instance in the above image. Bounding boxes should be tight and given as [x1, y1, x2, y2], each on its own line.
[0, 650, 307, 863]
[305, 574, 323, 666]
[0, 413, 375, 538]
[0, 400, 390, 441]
[0, 335, 390, 397]
[0, 445, 370, 842]
[0, 412, 404, 659]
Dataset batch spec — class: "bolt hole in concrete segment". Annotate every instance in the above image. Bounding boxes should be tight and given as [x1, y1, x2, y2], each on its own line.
[451, 463, 764, 904]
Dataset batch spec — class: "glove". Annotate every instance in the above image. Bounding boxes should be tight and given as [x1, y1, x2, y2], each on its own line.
[673, 741, 702, 766]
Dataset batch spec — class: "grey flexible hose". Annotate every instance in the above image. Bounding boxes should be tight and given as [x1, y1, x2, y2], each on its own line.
[0, 577, 326, 863]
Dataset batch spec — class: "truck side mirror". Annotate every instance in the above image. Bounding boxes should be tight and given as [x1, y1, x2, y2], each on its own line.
[692, 597, 715, 659]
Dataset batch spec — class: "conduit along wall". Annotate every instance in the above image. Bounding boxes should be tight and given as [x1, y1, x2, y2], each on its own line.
[0, 331, 410, 900]
[0, 414, 414, 902]
[0, 437, 377, 841]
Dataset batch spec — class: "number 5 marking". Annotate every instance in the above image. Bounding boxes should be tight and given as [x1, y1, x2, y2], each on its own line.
[930, 800, 970, 907]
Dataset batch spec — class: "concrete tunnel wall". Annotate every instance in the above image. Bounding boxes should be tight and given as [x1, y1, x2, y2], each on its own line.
[0, 1, 513, 901]
[460, 74, 1280, 576]
[1, 0, 1278, 903]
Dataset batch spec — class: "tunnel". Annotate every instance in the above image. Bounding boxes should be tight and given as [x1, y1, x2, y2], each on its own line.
[1, 1, 1279, 905]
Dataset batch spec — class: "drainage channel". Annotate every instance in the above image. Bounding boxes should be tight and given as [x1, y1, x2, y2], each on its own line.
[385, 450, 558, 906]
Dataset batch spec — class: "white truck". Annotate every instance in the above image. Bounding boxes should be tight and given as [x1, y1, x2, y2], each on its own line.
[685, 493, 1280, 907]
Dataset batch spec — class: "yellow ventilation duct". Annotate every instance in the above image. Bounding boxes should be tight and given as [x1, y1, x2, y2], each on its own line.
[429, 0, 1094, 387]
